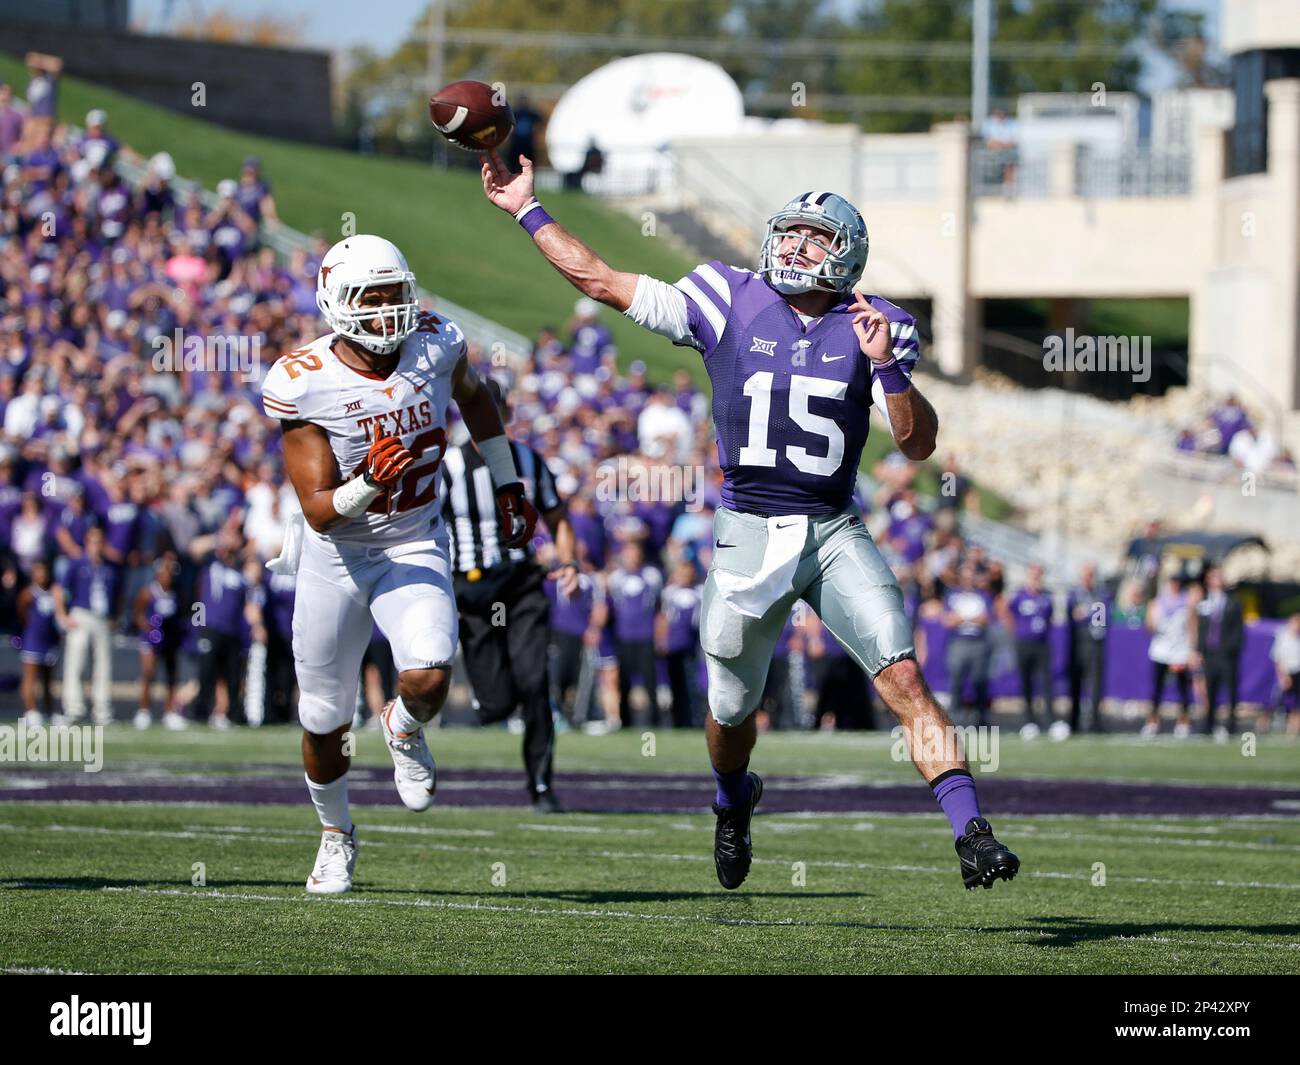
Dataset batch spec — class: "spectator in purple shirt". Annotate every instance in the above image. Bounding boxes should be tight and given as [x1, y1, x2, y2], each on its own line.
[187, 532, 252, 728]
[234, 157, 277, 226]
[17, 558, 65, 725]
[656, 558, 701, 728]
[1210, 394, 1252, 455]
[596, 539, 663, 728]
[1001, 562, 1055, 737]
[132, 551, 188, 730]
[0, 83, 25, 159]
[20, 126, 61, 194]
[545, 557, 597, 726]
[566, 297, 613, 376]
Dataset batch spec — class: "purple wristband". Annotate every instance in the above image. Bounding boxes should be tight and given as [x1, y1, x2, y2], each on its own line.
[873, 355, 912, 394]
[517, 200, 555, 237]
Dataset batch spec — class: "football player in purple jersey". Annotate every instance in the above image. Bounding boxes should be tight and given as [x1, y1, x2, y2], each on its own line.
[482, 151, 1018, 893]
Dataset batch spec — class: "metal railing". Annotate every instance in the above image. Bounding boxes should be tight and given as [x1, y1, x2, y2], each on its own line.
[1075, 147, 1192, 198]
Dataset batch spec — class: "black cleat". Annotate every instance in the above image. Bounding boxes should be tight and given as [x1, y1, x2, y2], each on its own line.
[531, 789, 563, 814]
[955, 817, 1020, 890]
[712, 772, 763, 890]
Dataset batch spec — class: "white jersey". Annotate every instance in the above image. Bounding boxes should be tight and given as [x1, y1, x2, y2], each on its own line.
[261, 311, 463, 547]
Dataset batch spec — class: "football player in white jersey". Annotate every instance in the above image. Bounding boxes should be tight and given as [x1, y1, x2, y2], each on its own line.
[261, 234, 537, 894]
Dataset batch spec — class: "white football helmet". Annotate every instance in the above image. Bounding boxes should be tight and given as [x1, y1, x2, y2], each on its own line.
[316, 235, 420, 356]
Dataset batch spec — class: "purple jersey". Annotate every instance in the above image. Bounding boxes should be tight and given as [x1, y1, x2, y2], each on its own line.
[199, 560, 248, 636]
[102, 501, 140, 558]
[262, 572, 297, 640]
[661, 584, 701, 653]
[20, 585, 60, 662]
[64, 559, 119, 617]
[1008, 588, 1053, 640]
[569, 322, 612, 375]
[675, 260, 918, 516]
[607, 565, 662, 643]
[546, 572, 595, 637]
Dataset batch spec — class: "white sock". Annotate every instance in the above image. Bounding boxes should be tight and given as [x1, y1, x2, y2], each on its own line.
[386, 696, 422, 736]
[305, 772, 352, 835]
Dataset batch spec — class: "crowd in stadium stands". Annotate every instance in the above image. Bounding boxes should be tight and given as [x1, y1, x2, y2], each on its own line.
[1173, 392, 1296, 475]
[2, 78, 1297, 740]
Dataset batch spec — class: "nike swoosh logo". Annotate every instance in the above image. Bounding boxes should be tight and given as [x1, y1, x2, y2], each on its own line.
[821, 354, 847, 362]
[775, 522, 799, 529]
[715, 540, 735, 549]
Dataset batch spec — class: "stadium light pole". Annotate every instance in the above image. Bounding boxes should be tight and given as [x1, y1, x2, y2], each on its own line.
[427, 0, 447, 169]
[972, 0, 990, 131]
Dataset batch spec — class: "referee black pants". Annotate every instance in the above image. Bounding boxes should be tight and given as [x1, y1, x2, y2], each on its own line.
[456, 565, 554, 795]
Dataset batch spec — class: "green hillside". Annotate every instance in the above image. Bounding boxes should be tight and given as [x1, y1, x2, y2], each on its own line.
[0, 53, 701, 380]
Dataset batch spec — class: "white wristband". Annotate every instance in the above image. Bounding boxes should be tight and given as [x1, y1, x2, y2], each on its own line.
[332, 475, 383, 518]
[478, 434, 520, 487]
[513, 198, 541, 222]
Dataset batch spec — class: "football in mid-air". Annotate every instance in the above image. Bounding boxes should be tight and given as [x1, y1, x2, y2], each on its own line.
[429, 80, 515, 152]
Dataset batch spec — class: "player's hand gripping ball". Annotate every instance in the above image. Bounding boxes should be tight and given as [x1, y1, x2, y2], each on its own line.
[496, 482, 538, 549]
[364, 435, 414, 488]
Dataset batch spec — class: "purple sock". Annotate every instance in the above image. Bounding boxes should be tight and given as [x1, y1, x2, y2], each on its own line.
[931, 769, 981, 840]
[712, 763, 751, 809]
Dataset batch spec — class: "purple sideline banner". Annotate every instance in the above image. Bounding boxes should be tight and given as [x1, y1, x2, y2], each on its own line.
[916, 618, 1284, 705]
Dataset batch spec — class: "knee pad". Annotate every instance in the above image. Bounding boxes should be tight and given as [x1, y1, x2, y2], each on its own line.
[297, 690, 353, 736]
[706, 679, 754, 729]
[400, 628, 456, 674]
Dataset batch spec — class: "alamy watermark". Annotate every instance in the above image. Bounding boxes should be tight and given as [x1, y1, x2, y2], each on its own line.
[594, 457, 707, 511]
[0, 722, 104, 773]
[1043, 328, 1150, 383]
[151, 329, 263, 382]
[890, 723, 1000, 773]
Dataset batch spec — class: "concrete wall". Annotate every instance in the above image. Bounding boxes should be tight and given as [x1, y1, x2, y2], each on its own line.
[1222, 0, 1300, 55]
[0, 20, 334, 144]
[666, 83, 1300, 440]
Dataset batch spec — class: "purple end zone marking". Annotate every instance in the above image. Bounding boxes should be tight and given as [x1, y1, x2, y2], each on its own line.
[0, 767, 1296, 817]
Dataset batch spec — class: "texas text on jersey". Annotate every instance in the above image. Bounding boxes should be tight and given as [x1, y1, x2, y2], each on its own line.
[260, 310, 464, 546]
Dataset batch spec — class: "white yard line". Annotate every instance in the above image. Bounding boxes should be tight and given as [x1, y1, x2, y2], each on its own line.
[5, 821, 1300, 891]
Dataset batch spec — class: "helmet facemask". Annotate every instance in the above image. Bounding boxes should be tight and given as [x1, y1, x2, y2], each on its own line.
[318, 274, 418, 356]
[758, 194, 869, 296]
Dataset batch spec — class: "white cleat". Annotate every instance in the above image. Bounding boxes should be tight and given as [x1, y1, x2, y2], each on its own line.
[1019, 722, 1041, 740]
[163, 712, 189, 731]
[1173, 720, 1191, 740]
[1140, 720, 1160, 738]
[305, 828, 357, 895]
[1048, 720, 1072, 742]
[133, 709, 152, 730]
[380, 700, 437, 812]
[22, 710, 45, 728]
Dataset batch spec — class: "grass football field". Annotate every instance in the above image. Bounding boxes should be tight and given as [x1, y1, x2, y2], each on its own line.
[1, 727, 1298, 974]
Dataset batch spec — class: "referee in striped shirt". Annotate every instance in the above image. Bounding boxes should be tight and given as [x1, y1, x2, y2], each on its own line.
[441, 379, 579, 812]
